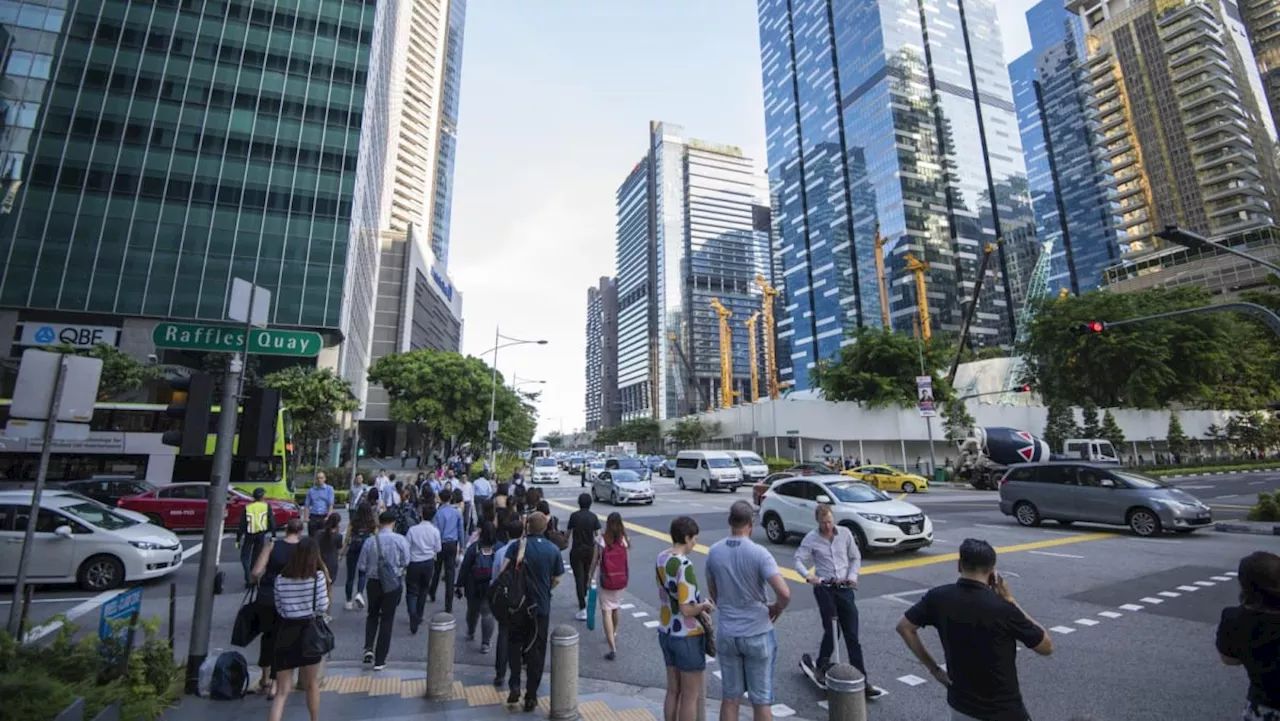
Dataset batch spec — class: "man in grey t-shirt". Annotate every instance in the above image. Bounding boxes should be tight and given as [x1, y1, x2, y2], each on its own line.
[706, 501, 791, 721]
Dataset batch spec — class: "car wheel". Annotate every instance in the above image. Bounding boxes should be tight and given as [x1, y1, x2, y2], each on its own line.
[841, 522, 868, 554]
[77, 554, 125, 592]
[763, 513, 786, 544]
[700, 480, 709, 493]
[902, 481, 917, 493]
[1128, 508, 1162, 537]
[146, 513, 166, 528]
[646, 499, 654, 505]
[1013, 501, 1042, 527]
[729, 486, 738, 493]
[610, 491, 618, 505]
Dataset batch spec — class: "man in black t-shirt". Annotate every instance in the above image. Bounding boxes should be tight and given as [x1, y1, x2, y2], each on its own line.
[896, 538, 1054, 721]
[566, 493, 601, 621]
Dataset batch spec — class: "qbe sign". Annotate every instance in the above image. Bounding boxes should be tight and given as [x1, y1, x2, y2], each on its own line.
[19, 322, 119, 349]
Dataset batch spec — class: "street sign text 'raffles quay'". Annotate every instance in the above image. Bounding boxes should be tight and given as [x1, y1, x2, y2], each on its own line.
[152, 323, 322, 357]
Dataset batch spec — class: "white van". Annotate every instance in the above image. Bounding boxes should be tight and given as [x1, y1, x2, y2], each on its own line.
[674, 450, 743, 493]
[724, 450, 769, 483]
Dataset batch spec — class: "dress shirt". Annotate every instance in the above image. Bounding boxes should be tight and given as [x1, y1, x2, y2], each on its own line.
[794, 526, 861, 582]
[406, 521, 442, 562]
[435, 504, 464, 543]
[473, 477, 493, 498]
[305, 485, 334, 516]
[356, 528, 410, 580]
[459, 480, 475, 503]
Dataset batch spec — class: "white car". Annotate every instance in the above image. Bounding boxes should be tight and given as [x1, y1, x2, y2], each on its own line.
[758, 475, 933, 554]
[583, 460, 606, 485]
[531, 458, 561, 484]
[592, 469, 654, 505]
[0, 490, 184, 591]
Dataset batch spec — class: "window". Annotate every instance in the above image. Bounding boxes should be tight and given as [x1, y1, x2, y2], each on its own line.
[0, 504, 17, 531]
[1029, 466, 1072, 484]
[676, 457, 698, 469]
[772, 481, 803, 498]
[160, 485, 207, 500]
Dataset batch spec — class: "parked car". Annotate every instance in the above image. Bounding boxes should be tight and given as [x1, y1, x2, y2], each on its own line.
[592, 469, 654, 505]
[0, 490, 184, 591]
[998, 462, 1212, 537]
[674, 450, 743, 493]
[605, 457, 652, 482]
[117, 482, 300, 532]
[59, 477, 157, 506]
[43, 490, 152, 525]
[758, 475, 932, 553]
[842, 465, 929, 493]
[657, 459, 676, 478]
[532, 457, 561, 484]
[786, 462, 836, 475]
[583, 460, 607, 486]
[725, 451, 770, 485]
[753, 471, 795, 507]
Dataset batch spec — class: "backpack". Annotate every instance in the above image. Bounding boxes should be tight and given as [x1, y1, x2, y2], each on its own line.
[393, 503, 418, 535]
[209, 650, 250, 700]
[473, 546, 496, 584]
[488, 538, 532, 625]
[600, 540, 629, 591]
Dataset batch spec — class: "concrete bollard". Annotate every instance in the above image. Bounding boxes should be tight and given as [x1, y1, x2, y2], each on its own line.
[426, 612, 457, 699]
[824, 664, 867, 721]
[549, 625, 580, 720]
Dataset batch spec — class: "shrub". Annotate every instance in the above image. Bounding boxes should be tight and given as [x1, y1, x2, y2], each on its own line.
[1247, 491, 1280, 522]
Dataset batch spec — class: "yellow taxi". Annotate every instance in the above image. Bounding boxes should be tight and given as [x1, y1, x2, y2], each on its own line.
[841, 465, 930, 493]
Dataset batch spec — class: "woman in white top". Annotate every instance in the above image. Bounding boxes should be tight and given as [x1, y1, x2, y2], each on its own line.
[269, 537, 330, 721]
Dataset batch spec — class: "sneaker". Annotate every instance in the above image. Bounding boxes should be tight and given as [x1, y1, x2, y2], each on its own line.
[522, 697, 537, 712]
[344, 601, 354, 611]
[866, 685, 888, 700]
[604, 650, 616, 661]
[574, 609, 588, 621]
[363, 651, 374, 664]
[480, 643, 490, 654]
[373, 664, 386, 672]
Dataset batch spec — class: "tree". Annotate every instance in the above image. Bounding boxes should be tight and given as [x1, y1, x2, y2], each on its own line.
[1099, 410, 1126, 454]
[1165, 413, 1189, 460]
[42, 343, 158, 400]
[668, 417, 722, 449]
[1225, 412, 1272, 455]
[942, 398, 975, 442]
[1080, 400, 1101, 439]
[543, 431, 564, 449]
[1042, 401, 1079, 451]
[595, 418, 663, 453]
[261, 366, 358, 469]
[1205, 422, 1227, 455]
[813, 328, 953, 408]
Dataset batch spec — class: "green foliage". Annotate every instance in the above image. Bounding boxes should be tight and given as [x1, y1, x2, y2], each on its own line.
[543, 431, 564, 449]
[1042, 401, 1079, 451]
[1166, 414, 1190, 458]
[1018, 286, 1280, 408]
[262, 367, 357, 469]
[812, 328, 953, 408]
[1080, 401, 1101, 439]
[1146, 461, 1280, 477]
[1224, 412, 1280, 454]
[1099, 410, 1125, 451]
[1247, 491, 1280, 522]
[668, 418, 722, 449]
[594, 418, 664, 453]
[41, 343, 159, 400]
[942, 398, 976, 442]
[764, 456, 794, 472]
[470, 453, 526, 480]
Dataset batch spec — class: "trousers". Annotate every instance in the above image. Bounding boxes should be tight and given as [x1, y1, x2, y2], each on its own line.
[814, 585, 866, 679]
[364, 578, 402, 665]
[507, 613, 550, 699]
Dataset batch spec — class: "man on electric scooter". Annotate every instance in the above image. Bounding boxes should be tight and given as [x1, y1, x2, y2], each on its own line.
[794, 504, 887, 700]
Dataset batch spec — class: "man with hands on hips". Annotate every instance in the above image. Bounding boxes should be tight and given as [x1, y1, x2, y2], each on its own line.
[795, 503, 887, 699]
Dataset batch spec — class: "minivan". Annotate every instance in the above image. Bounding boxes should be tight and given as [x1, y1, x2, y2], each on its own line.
[674, 450, 743, 493]
[998, 462, 1212, 537]
[725, 450, 770, 484]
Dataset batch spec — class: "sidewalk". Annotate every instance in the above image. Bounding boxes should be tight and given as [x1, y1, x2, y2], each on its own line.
[164, 661, 770, 721]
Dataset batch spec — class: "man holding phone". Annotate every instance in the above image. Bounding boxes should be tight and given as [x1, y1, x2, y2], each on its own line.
[895, 538, 1054, 721]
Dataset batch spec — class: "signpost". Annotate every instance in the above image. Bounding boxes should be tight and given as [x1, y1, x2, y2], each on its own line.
[152, 323, 322, 357]
[99, 587, 143, 642]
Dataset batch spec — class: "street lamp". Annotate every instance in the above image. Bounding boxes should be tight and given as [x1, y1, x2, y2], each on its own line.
[485, 327, 548, 474]
[512, 375, 546, 390]
[1156, 225, 1280, 275]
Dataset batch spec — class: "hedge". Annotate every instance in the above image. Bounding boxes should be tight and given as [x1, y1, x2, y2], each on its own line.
[1145, 461, 1280, 477]
[1248, 491, 1280, 522]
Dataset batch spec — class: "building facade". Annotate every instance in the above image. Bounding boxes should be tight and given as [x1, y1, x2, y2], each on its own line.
[1010, 0, 1125, 294]
[1240, 0, 1280, 130]
[584, 276, 618, 431]
[614, 122, 774, 421]
[1067, 0, 1280, 252]
[755, 0, 1036, 392]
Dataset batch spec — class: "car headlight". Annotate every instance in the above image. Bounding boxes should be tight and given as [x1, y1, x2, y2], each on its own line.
[130, 540, 169, 550]
[1154, 499, 1202, 513]
[857, 512, 893, 524]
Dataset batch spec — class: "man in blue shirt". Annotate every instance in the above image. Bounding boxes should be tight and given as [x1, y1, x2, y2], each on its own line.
[303, 471, 335, 536]
[355, 511, 410, 670]
[430, 488, 465, 613]
[497, 512, 564, 711]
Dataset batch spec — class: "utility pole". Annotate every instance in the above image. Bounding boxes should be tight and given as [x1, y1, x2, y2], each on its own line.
[914, 317, 937, 475]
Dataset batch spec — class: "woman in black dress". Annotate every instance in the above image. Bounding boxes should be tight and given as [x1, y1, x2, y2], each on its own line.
[268, 537, 330, 721]
[250, 517, 303, 698]
[1217, 551, 1280, 721]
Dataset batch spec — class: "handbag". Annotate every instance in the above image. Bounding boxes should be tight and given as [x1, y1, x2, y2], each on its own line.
[301, 576, 335, 660]
[698, 610, 716, 659]
[230, 586, 260, 647]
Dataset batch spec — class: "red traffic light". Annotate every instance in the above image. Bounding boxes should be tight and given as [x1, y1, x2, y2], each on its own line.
[1085, 321, 1105, 333]
[1020, 384, 1031, 393]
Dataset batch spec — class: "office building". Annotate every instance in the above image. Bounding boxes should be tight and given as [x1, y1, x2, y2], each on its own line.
[1009, 0, 1125, 293]
[615, 122, 774, 421]
[1240, 0, 1280, 129]
[1067, 0, 1280, 252]
[755, 0, 1035, 392]
[1102, 224, 1280, 296]
[584, 276, 618, 431]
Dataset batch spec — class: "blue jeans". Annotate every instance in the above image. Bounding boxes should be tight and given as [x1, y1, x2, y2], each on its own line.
[658, 632, 706, 672]
[344, 541, 364, 602]
[718, 630, 777, 706]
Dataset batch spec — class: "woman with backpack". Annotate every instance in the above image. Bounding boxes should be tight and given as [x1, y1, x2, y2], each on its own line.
[250, 517, 304, 698]
[456, 523, 499, 653]
[597, 512, 630, 660]
[268, 537, 331, 721]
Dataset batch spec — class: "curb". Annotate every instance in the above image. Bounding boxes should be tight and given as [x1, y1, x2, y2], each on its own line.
[1214, 521, 1280, 536]
[1161, 467, 1280, 479]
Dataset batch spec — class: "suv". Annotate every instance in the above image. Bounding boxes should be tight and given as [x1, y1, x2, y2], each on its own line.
[758, 475, 932, 553]
[998, 462, 1212, 537]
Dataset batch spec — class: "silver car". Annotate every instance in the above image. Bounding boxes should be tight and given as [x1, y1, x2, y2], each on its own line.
[592, 469, 654, 505]
[998, 463, 1213, 537]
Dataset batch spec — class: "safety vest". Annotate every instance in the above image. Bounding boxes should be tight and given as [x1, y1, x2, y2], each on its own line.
[245, 501, 271, 534]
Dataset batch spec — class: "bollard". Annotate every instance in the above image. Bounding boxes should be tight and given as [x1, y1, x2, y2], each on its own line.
[825, 664, 867, 721]
[167, 583, 176, 653]
[426, 612, 457, 699]
[549, 625, 580, 720]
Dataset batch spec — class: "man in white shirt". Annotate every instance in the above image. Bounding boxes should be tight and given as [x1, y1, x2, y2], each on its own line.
[458, 474, 476, 534]
[404, 506, 443, 634]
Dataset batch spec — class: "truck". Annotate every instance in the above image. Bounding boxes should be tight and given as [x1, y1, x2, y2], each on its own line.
[604, 442, 637, 457]
[955, 427, 1119, 490]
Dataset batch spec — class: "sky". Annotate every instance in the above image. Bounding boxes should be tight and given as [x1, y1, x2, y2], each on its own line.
[447, 0, 1040, 438]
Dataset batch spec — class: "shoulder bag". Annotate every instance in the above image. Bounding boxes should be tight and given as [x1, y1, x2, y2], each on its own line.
[301, 575, 335, 660]
[230, 586, 260, 647]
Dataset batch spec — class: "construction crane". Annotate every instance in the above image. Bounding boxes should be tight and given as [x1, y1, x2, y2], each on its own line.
[999, 238, 1056, 405]
[945, 240, 999, 384]
[710, 297, 734, 409]
[744, 311, 760, 403]
[903, 252, 932, 341]
[873, 224, 891, 329]
[753, 274, 781, 400]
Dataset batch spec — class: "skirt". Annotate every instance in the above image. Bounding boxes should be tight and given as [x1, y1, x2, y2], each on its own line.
[599, 588, 624, 611]
[272, 617, 321, 672]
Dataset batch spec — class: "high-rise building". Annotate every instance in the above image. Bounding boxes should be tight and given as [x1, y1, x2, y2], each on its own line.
[0, 1, 380, 388]
[755, 0, 1035, 391]
[615, 122, 774, 421]
[1009, 0, 1125, 293]
[584, 276, 618, 432]
[1067, 0, 1280, 251]
[1240, 0, 1280, 130]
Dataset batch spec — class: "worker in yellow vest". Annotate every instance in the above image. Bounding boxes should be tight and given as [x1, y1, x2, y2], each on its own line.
[237, 487, 276, 587]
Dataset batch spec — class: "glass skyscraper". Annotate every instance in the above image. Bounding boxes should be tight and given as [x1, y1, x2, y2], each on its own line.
[756, 0, 1035, 391]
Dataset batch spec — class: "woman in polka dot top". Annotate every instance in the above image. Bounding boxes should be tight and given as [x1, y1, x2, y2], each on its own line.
[655, 515, 715, 721]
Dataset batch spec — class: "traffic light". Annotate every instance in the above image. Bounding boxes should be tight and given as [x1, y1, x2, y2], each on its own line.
[162, 373, 214, 455]
[238, 387, 280, 458]
[1019, 384, 1032, 393]
[1077, 320, 1106, 334]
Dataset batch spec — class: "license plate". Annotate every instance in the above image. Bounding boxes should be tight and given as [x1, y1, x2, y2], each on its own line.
[907, 524, 920, 535]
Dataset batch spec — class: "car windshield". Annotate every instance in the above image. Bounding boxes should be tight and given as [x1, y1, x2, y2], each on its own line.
[707, 458, 735, 468]
[735, 453, 765, 465]
[611, 470, 643, 484]
[1112, 471, 1168, 489]
[614, 459, 644, 470]
[59, 501, 137, 530]
[534, 458, 557, 467]
[825, 482, 890, 503]
[590, 462, 604, 469]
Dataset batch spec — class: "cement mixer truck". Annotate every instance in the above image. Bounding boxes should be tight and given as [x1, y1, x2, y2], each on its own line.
[955, 427, 1119, 490]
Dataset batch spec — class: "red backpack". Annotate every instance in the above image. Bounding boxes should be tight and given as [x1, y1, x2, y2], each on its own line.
[599, 540, 629, 591]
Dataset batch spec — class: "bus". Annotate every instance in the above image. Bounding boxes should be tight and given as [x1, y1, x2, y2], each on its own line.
[0, 399, 293, 499]
[529, 441, 553, 460]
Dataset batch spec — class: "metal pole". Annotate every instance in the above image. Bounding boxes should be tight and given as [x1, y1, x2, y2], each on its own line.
[348, 412, 360, 490]
[185, 354, 241, 694]
[487, 325, 500, 475]
[18, 584, 33, 639]
[7, 356, 67, 638]
[918, 337, 937, 476]
[168, 582, 177, 652]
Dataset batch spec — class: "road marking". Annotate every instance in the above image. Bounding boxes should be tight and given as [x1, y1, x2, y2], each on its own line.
[1225, 571, 1238, 576]
[1028, 551, 1084, 559]
[1211, 576, 1232, 582]
[1049, 625, 1075, 634]
[1249, 481, 1265, 485]
[644, 620, 660, 629]
[0, 597, 97, 606]
[1193, 581, 1216, 587]
[1176, 585, 1200, 592]
[1098, 611, 1123, 619]
[898, 675, 927, 687]
[1139, 597, 1164, 605]
[1119, 604, 1144, 611]
[1179, 485, 1212, 489]
[879, 589, 928, 606]
[772, 704, 796, 718]
[620, 603, 635, 610]
[1075, 618, 1099, 627]
[1158, 591, 1181, 598]
[632, 611, 649, 618]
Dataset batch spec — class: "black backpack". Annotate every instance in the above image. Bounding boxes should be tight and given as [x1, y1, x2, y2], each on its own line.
[209, 650, 250, 700]
[488, 538, 533, 625]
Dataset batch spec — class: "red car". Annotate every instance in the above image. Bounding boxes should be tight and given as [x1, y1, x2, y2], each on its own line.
[118, 482, 300, 531]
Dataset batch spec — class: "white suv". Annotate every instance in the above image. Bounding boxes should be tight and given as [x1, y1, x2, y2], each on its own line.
[758, 475, 933, 553]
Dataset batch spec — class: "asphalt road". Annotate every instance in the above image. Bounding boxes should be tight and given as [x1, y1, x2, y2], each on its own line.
[1161, 471, 1277, 518]
[8, 469, 1271, 721]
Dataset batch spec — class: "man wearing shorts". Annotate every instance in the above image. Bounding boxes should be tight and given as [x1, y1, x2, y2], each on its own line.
[706, 501, 791, 721]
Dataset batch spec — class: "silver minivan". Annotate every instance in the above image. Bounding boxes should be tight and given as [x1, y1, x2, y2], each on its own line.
[998, 462, 1213, 537]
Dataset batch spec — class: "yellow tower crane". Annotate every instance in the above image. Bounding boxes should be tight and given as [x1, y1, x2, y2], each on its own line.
[753, 274, 781, 400]
[744, 311, 760, 403]
[873, 224, 891, 329]
[710, 297, 734, 409]
[903, 252, 932, 341]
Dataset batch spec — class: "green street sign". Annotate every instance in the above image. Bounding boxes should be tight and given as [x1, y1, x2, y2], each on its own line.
[152, 323, 323, 357]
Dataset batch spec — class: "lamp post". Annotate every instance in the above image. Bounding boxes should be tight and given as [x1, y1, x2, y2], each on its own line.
[484, 327, 548, 475]
[1155, 225, 1280, 275]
